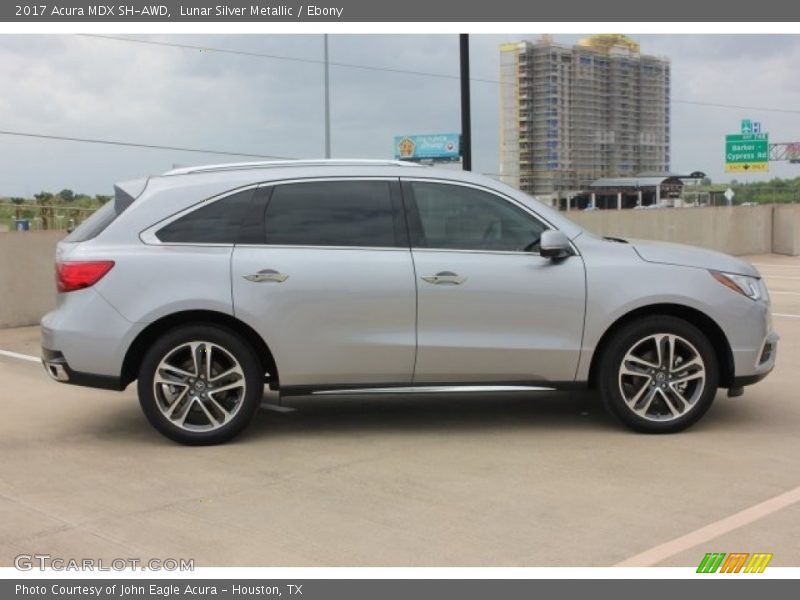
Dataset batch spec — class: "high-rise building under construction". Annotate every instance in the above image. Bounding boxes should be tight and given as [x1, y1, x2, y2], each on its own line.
[499, 34, 670, 200]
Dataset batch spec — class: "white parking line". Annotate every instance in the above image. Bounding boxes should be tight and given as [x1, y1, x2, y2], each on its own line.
[774, 313, 800, 319]
[0, 349, 40, 363]
[771, 291, 800, 296]
[764, 275, 800, 280]
[616, 484, 800, 567]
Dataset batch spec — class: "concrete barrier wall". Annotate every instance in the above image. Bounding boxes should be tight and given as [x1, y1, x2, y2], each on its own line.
[0, 206, 799, 329]
[773, 205, 800, 256]
[0, 231, 64, 329]
[567, 205, 776, 256]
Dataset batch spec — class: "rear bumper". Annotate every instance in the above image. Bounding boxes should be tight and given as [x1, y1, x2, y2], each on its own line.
[41, 348, 126, 391]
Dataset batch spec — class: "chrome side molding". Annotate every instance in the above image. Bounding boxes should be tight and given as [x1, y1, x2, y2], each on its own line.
[312, 385, 555, 395]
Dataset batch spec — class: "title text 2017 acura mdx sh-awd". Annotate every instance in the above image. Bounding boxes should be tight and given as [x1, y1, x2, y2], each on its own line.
[41, 160, 778, 444]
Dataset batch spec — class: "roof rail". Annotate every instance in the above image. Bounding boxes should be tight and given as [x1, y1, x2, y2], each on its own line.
[162, 159, 424, 176]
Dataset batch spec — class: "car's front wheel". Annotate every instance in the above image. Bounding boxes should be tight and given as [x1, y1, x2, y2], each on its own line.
[137, 324, 264, 444]
[598, 316, 719, 433]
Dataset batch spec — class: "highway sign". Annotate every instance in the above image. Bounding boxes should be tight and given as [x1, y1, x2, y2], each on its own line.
[725, 133, 769, 172]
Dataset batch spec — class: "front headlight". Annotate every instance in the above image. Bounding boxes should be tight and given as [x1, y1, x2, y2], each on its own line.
[710, 270, 762, 301]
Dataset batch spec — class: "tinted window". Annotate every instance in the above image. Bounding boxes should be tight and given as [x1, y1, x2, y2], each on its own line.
[64, 202, 118, 243]
[410, 182, 546, 252]
[263, 181, 395, 247]
[65, 185, 136, 243]
[156, 188, 254, 243]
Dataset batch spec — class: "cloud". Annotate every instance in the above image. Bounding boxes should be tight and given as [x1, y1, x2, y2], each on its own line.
[0, 33, 799, 196]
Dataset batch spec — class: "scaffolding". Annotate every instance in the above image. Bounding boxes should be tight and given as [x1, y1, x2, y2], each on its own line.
[499, 35, 670, 201]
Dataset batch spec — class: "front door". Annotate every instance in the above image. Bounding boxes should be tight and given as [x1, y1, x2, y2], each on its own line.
[404, 180, 586, 384]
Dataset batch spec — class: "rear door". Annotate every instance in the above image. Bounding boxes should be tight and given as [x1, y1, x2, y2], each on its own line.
[404, 179, 586, 384]
[231, 178, 417, 388]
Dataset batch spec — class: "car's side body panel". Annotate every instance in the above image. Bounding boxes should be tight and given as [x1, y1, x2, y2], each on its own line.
[40, 162, 777, 407]
[411, 249, 586, 383]
[572, 235, 775, 382]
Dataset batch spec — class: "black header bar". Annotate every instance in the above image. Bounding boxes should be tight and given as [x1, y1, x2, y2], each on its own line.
[3, 0, 799, 22]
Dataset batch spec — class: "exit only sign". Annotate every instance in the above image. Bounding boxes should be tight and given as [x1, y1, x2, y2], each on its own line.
[725, 133, 769, 172]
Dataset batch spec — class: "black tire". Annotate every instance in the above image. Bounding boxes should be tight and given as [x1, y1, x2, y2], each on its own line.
[598, 315, 719, 433]
[137, 323, 264, 445]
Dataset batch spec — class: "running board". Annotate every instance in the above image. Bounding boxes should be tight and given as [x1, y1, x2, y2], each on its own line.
[311, 385, 556, 396]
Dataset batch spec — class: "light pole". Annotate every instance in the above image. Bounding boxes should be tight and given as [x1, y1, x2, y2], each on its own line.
[324, 34, 331, 159]
[459, 34, 472, 171]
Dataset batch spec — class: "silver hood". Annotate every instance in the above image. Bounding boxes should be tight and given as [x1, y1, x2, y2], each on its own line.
[630, 239, 760, 277]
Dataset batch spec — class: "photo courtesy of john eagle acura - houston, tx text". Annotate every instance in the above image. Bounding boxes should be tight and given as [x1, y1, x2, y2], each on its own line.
[40, 159, 778, 444]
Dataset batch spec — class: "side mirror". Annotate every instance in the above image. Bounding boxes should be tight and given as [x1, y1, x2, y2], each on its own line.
[539, 230, 571, 259]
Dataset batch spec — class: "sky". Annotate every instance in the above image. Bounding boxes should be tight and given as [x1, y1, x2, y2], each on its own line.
[1, 33, 800, 196]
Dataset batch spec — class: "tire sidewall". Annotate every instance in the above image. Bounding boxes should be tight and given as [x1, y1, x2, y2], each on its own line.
[137, 323, 263, 445]
[599, 316, 719, 433]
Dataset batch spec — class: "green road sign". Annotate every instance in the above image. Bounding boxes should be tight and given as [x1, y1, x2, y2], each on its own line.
[726, 133, 769, 172]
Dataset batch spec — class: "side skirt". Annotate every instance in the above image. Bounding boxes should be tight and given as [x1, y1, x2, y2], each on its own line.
[279, 381, 588, 397]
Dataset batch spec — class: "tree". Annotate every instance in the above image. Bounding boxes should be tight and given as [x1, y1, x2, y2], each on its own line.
[95, 194, 112, 205]
[58, 189, 76, 203]
[10, 197, 25, 205]
[33, 191, 55, 230]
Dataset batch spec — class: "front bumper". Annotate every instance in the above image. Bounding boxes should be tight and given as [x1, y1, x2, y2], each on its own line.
[730, 329, 778, 388]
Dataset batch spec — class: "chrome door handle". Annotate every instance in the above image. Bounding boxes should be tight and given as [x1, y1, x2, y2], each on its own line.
[243, 269, 289, 283]
[421, 271, 466, 285]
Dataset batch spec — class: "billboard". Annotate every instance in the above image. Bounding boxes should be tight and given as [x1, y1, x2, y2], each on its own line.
[394, 133, 460, 162]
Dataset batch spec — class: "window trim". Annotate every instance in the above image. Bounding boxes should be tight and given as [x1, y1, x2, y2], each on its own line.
[400, 178, 565, 256]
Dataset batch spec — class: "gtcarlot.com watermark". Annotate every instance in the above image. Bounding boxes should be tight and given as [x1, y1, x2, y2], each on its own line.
[14, 554, 194, 572]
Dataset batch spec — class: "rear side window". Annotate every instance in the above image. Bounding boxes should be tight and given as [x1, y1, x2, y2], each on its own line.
[263, 181, 396, 247]
[64, 202, 118, 243]
[64, 184, 138, 243]
[156, 188, 255, 244]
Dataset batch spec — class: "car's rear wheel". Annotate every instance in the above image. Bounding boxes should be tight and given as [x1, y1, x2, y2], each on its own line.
[137, 324, 263, 445]
[598, 316, 719, 433]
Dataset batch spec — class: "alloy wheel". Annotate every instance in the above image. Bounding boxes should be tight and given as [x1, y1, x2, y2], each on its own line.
[153, 341, 247, 432]
[618, 333, 706, 422]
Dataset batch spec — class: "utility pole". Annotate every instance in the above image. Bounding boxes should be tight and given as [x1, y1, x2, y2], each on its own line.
[459, 34, 472, 171]
[324, 34, 331, 159]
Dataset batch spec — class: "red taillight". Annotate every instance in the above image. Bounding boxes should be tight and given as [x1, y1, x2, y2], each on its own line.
[56, 261, 115, 293]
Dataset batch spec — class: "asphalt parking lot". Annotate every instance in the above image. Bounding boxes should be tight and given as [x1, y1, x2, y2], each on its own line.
[1, 253, 799, 568]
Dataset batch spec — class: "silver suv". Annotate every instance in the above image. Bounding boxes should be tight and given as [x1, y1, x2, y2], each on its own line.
[41, 160, 778, 444]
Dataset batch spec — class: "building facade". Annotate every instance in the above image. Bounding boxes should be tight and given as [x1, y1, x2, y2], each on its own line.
[499, 34, 671, 200]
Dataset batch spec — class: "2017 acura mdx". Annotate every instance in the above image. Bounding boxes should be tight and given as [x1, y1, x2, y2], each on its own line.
[41, 160, 778, 444]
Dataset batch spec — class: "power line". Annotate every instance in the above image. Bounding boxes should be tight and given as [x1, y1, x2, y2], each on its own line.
[79, 34, 499, 84]
[0, 129, 292, 159]
[671, 99, 800, 115]
[79, 34, 800, 115]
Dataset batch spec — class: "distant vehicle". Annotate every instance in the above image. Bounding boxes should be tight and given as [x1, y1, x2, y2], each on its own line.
[740, 202, 758, 206]
[41, 160, 777, 444]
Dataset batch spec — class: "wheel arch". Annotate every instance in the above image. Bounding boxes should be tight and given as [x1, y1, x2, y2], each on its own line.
[121, 310, 278, 388]
[586, 303, 735, 389]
